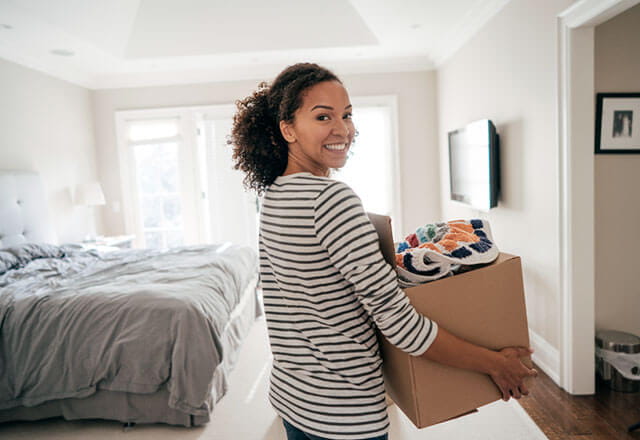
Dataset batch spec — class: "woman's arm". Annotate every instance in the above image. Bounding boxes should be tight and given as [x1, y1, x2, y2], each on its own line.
[313, 180, 536, 400]
[421, 326, 538, 401]
[313, 181, 438, 356]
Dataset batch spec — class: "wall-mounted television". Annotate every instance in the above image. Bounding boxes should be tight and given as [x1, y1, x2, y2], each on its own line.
[448, 119, 500, 210]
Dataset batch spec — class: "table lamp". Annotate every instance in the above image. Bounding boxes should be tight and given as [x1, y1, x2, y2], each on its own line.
[75, 181, 106, 242]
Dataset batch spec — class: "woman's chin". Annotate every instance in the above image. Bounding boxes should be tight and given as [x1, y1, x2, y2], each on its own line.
[328, 159, 348, 171]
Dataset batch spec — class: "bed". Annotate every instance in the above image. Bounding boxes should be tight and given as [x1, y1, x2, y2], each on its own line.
[0, 170, 261, 427]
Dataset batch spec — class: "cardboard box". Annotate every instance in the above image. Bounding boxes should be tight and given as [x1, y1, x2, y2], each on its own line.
[367, 213, 533, 429]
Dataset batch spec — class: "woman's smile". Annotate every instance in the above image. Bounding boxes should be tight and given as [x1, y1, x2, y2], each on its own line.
[324, 143, 348, 151]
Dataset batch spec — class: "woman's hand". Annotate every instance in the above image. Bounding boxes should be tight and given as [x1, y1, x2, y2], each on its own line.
[421, 327, 538, 402]
[488, 347, 538, 401]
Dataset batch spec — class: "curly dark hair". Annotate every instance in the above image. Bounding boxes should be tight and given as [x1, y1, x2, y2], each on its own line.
[229, 63, 341, 195]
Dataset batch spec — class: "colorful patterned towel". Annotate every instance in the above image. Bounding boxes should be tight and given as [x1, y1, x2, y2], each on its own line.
[394, 219, 499, 288]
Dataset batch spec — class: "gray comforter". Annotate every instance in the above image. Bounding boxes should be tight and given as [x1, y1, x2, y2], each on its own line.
[0, 243, 258, 417]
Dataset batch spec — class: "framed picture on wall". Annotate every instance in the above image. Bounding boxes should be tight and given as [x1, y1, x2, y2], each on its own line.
[595, 93, 640, 154]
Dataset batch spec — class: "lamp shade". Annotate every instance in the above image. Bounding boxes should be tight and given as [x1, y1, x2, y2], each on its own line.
[75, 182, 106, 206]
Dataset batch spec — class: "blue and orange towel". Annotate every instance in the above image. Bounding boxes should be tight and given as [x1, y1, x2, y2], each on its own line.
[394, 219, 498, 287]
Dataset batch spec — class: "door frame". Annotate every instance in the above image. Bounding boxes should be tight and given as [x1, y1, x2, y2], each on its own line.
[557, 0, 640, 394]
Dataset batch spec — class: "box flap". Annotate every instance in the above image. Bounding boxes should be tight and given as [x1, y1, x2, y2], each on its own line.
[367, 212, 396, 268]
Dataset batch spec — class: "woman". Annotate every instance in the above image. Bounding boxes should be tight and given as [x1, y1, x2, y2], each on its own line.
[230, 63, 536, 440]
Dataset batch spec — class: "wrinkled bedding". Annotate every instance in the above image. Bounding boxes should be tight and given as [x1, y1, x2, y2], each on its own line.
[0, 243, 258, 417]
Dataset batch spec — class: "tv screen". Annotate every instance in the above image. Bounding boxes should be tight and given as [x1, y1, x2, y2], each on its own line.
[448, 119, 500, 210]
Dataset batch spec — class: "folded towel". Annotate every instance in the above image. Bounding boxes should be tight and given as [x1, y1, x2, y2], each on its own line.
[394, 219, 498, 287]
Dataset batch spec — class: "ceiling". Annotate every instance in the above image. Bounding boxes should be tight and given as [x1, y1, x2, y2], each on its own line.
[0, 0, 511, 89]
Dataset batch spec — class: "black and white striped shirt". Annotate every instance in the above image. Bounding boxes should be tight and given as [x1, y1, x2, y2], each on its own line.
[259, 172, 438, 440]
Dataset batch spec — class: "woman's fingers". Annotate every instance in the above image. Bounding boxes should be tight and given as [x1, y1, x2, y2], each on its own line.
[516, 346, 534, 357]
[500, 380, 513, 401]
[504, 346, 534, 356]
[500, 346, 534, 361]
[502, 371, 531, 400]
[492, 348, 538, 401]
[511, 387, 522, 399]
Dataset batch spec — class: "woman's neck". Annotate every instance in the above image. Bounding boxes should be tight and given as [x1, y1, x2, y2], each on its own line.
[282, 156, 329, 177]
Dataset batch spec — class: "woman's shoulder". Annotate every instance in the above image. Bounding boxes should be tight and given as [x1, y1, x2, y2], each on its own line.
[270, 173, 354, 194]
[266, 175, 359, 210]
[314, 179, 362, 209]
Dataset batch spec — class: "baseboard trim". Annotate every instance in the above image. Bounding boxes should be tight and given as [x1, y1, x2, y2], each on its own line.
[529, 329, 561, 385]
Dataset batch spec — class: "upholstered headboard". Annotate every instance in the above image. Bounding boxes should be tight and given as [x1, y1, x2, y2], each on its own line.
[0, 170, 57, 247]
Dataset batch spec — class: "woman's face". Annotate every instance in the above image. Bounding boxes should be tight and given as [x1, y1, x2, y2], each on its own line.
[280, 80, 355, 176]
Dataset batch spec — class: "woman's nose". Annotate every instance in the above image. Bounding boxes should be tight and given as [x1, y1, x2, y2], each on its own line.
[333, 119, 350, 137]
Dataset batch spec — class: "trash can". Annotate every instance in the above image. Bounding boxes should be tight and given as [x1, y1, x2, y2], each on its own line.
[595, 330, 640, 392]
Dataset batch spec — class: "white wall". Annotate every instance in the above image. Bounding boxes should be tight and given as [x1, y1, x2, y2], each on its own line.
[594, 4, 640, 337]
[92, 70, 440, 239]
[0, 57, 99, 243]
[436, 0, 574, 357]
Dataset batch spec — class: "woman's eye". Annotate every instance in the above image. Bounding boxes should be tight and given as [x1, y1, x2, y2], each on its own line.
[343, 113, 353, 119]
[317, 115, 330, 121]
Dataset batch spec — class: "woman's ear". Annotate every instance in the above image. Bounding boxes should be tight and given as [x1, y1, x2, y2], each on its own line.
[279, 120, 296, 143]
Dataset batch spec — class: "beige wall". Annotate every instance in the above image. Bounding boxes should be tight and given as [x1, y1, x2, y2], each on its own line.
[436, 0, 574, 351]
[92, 70, 440, 238]
[0, 58, 99, 243]
[594, 4, 640, 336]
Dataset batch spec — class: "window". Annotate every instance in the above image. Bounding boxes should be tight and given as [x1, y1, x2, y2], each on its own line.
[334, 96, 402, 228]
[121, 117, 187, 249]
[116, 106, 257, 250]
[134, 141, 183, 249]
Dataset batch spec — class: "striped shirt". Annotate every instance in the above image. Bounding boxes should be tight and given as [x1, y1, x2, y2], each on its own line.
[259, 172, 438, 440]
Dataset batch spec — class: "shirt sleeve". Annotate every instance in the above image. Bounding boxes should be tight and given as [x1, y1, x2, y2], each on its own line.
[313, 180, 438, 356]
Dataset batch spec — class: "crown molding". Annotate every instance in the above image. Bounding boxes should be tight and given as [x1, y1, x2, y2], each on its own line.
[559, 0, 640, 28]
[91, 56, 434, 90]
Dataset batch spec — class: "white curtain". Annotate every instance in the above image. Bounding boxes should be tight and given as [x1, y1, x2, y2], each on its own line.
[202, 117, 258, 250]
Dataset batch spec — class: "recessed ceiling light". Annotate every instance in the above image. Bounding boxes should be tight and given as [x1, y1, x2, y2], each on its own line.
[411, 23, 421, 29]
[1, 24, 13, 30]
[50, 49, 75, 57]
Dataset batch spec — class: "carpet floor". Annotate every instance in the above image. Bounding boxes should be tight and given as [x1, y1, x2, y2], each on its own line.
[0, 318, 547, 440]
